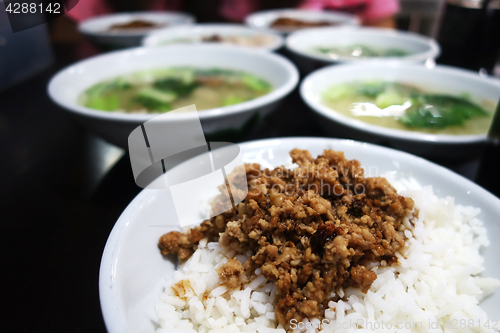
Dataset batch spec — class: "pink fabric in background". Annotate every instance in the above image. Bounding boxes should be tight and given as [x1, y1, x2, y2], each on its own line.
[66, 0, 398, 23]
[219, 0, 259, 22]
[66, 0, 182, 22]
[220, 0, 399, 22]
[66, 0, 112, 22]
[358, 0, 399, 21]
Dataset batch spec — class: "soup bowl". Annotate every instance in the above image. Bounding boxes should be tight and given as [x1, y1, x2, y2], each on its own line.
[142, 24, 284, 52]
[48, 45, 299, 148]
[300, 63, 500, 160]
[286, 27, 440, 74]
[245, 9, 359, 35]
[79, 11, 195, 49]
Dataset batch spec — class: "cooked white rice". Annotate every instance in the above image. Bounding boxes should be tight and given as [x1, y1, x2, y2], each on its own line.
[155, 177, 499, 333]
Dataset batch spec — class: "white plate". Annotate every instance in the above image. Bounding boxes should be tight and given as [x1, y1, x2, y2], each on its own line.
[300, 63, 500, 160]
[99, 137, 500, 333]
[143, 24, 284, 52]
[79, 12, 195, 48]
[245, 9, 359, 34]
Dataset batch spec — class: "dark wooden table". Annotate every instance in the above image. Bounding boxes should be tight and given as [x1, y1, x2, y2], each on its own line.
[0, 44, 488, 333]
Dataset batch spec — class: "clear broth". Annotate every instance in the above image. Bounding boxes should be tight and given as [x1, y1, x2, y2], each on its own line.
[78, 67, 273, 113]
[322, 82, 494, 135]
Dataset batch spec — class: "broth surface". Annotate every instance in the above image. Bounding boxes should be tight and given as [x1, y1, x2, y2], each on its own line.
[79, 67, 273, 113]
[314, 45, 409, 59]
[322, 81, 494, 135]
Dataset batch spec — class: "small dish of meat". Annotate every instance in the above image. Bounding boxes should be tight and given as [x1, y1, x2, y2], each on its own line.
[245, 9, 359, 34]
[79, 12, 195, 49]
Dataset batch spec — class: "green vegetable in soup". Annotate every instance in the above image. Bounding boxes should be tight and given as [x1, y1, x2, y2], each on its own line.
[385, 48, 409, 57]
[241, 74, 272, 92]
[83, 80, 128, 111]
[321, 81, 494, 135]
[375, 91, 409, 109]
[154, 77, 198, 97]
[79, 67, 273, 113]
[315, 44, 409, 58]
[399, 94, 489, 129]
[223, 95, 245, 106]
[135, 87, 177, 112]
[355, 82, 390, 98]
[86, 94, 120, 111]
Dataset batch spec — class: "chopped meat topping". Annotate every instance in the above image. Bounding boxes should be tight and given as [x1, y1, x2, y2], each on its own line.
[158, 149, 414, 330]
[217, 258, 245, 289]
[350, 265, 377, 293]
[158, 220, 221, 260]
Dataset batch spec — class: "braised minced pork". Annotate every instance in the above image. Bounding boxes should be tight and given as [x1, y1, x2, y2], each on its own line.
[159, 149, 414, 329]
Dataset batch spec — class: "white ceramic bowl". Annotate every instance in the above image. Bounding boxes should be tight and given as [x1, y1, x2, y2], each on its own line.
[48, 45, 299, 148]
[286, 27, 440, 73]
[300, 63, 500, 159]
[142, 24, 284, 52]
[245, 9, 359, 34]
[79, 12, 195, 49]
[99, 137, 500, 333]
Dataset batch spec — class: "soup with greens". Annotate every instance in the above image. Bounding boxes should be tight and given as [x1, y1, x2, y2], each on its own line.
[314, 45, 409, 59]
[322, 82, 494, 135]
[79, 68, 273, 113]
[159, 34, 276, 48]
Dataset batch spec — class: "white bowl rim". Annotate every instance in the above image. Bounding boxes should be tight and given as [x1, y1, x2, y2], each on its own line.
[142, 23, 285, 51]
[47, 44, 299, 123]
[300, 63, 500, 144]
[78, 11, 195, 37]
[245, 8, 360, 28]
[99, 136, 500, 333]
[286, 26, 441, 63]
[245, 8, 360, 21]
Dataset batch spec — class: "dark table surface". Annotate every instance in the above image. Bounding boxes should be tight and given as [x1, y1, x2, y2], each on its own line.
[0, 44, 492, 333]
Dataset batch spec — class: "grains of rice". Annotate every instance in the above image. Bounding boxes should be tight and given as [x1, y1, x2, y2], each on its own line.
[155, 176, 499, 333]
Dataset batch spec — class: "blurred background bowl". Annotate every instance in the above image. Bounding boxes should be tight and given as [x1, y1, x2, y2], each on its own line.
[48, 45, 299, 149]
[286, 27, 440, 74]
[142, 23, 284, 52]
[79, 11, 195, 49]
[245, 9, 359, 35]
[300, 63, 500, 160]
